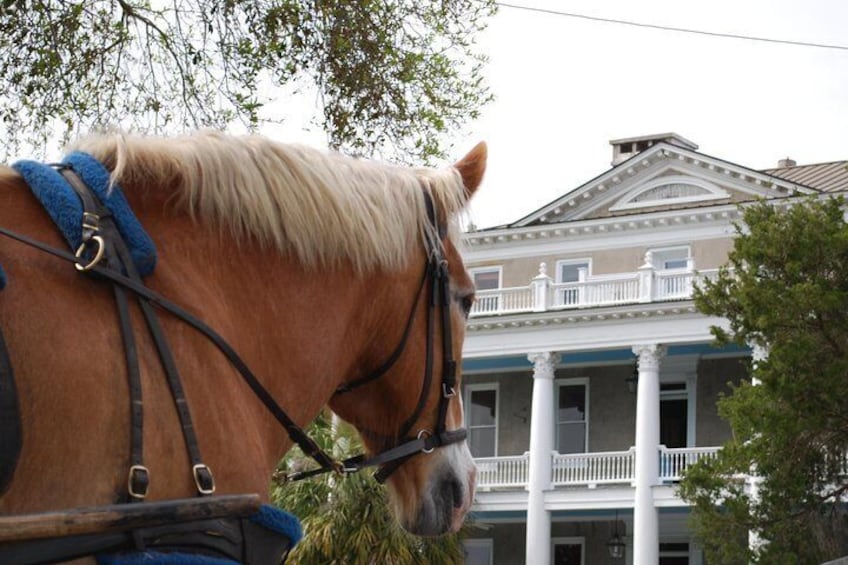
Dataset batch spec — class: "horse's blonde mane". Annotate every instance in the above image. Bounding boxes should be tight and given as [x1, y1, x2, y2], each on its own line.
[68, 131, 467, 272]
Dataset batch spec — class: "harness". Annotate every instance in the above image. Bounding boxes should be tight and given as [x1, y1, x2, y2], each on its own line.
[0, 157, 467, 562]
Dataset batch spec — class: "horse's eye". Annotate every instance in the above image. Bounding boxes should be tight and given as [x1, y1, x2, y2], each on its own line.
[460, 294, 475, 318]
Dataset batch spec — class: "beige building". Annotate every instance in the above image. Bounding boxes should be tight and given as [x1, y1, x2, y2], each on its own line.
[459, 133, 848, 565]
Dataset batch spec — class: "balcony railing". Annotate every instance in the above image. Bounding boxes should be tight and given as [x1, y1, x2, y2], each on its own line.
[474, 453, 530, 490]
[474, 446, 721, 490]
[552, 448, 635, 487]
[659, 445, 721, 482]
[470, 259, 721, 318]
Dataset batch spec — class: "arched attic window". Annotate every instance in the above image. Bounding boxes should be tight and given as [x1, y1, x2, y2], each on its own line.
[609, 176, 729, 211]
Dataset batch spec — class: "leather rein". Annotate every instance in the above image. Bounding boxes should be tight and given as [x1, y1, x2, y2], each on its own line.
[0, 164, 466, 500]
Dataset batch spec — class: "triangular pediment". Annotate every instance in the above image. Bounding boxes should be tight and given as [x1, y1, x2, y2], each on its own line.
[513, 142, 817, 226]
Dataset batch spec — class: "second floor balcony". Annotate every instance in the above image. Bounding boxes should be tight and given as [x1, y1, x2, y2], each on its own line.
[470, 259, 720, 318]
[474, 445, 721, 491]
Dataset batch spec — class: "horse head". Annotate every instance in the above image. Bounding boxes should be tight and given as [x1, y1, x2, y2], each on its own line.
[329, 142, 486, 536]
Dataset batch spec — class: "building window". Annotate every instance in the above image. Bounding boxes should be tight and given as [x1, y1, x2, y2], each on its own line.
[463, 539, 493, 565]
[465, 384, 498, 457]
[556, 259, 591, 307]
[651, 246, 690, 270]
[556, 379, 588, 454]
[650, 246, 692, 299]
[659, 541, 690, 564]
[469, 267, 502, 314]
[552, 537, 585, 565]
[660, 382, 690, 449]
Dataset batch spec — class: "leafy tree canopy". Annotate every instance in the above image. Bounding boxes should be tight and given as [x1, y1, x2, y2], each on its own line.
[679, 196, 848, 564]
[0, 0, 495, 162]
[272, 412, 469, 564]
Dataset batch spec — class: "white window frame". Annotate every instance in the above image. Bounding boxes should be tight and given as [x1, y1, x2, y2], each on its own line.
[469, 266, 503, 315]
[462, 539, 494, 565]
[464, 383, 499, 457]
[469, 266, 502, 289]
[659, 374, 697, 448]
[555, 259, 592, 307]
[554, 377, 589, 454]
[551, 536, 586, 565]
[650, 245, 691, 270]
[659, 539, 691, 560]
[555, 258, 592, 283]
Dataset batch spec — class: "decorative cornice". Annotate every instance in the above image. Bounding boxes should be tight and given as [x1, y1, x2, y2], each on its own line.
[466, 303, 700, 333]
[464, 204, 742, 249]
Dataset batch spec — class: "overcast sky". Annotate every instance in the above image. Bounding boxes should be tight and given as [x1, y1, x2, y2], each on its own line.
[254, 1, 848, 229]
[435, 0, 848, 229]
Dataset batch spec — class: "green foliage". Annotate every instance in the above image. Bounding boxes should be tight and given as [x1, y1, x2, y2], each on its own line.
[0, 0, 495, 162]
[271, 412, 465, 564]
[680, 196, 848, 563]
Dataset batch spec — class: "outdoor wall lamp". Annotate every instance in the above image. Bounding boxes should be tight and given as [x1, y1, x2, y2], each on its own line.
[607, 510, 626, 559]
[626, 362, 638, 394]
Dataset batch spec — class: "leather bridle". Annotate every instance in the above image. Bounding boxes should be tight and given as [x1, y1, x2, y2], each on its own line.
[0, 168, 467, 491]
[310, 189, 468, 483]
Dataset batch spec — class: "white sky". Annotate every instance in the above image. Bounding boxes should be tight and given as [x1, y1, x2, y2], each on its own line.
[449, 0, 848, 229]
[266, 0, 848, 229]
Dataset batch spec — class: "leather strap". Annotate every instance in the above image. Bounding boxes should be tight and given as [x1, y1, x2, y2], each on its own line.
[60, 166, 214, 497]
[0, 322, 21, 495]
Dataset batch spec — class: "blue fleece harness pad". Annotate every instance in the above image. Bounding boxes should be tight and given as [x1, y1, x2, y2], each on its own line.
[11, 152, 157, 277]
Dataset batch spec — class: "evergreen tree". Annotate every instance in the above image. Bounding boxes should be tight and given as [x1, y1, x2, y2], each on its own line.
[679, 196, 848, 564]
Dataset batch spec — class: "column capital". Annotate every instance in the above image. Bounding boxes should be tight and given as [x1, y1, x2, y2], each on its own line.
[528, 352, 560, 379]
[750, 343, 769, 363]
[632, 344, 666, 371]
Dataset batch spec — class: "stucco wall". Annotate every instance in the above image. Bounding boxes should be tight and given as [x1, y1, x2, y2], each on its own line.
[463, 520, 628, 565]
[463, 371, 532, 456]
[696, 356, 749, 446]
[464, 364, 638, 456]
[473, 236, 734, 290]
[557, 365, 637, 452]
[464, 355, 750, 455]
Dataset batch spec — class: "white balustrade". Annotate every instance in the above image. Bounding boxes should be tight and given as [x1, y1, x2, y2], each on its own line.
[469, 267, 724, 317]
[471, 286, 533, 316]
[655, 270, 694, 300]
[552, 274, 640, 309]
[474, 453, 530, 489]
[552, 449, 636, 487]
[658, 446, 721, 481]
[473, 447, 722, 490]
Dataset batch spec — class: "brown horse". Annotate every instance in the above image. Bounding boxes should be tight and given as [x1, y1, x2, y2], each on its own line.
[0, 131, 485, 555]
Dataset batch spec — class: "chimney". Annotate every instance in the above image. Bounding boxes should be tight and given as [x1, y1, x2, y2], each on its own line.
[778, 157, 797, 168]
[609, 133, 698, 166]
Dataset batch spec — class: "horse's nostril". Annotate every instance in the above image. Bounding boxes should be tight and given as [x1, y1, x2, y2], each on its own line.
[448, 475, 463, 509]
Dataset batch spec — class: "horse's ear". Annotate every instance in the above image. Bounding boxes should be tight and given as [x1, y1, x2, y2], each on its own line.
[454, 141, 487, 198]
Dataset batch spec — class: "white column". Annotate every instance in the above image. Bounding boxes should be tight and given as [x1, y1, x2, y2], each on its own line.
[632, 344, 665, 565]
[526, 351, 559, 565]
[748, 344, 768, 558]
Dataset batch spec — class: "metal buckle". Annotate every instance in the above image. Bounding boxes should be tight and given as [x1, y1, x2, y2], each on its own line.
[442, 383, 456, 398]
[81, 212, 101, 232]
[417, 429, 435, 454]
[127, 465, 150, 500]
[192, 463, 216, 495]
[74, 235, 105, 271]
